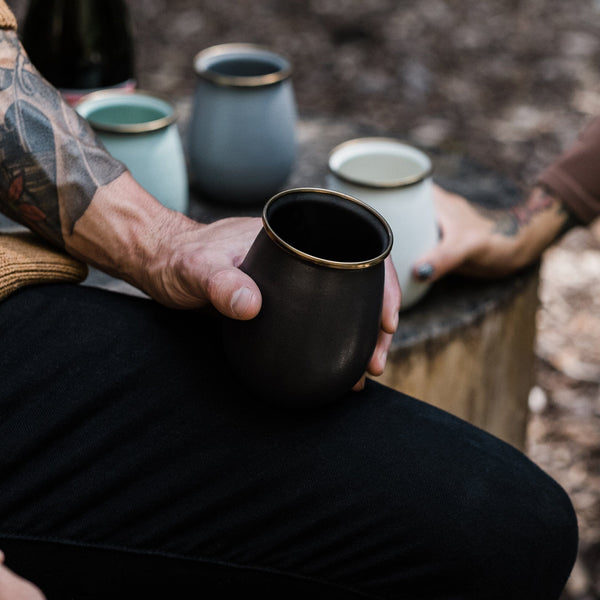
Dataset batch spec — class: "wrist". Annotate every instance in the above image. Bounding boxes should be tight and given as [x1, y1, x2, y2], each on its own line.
[64, 172, 191, 291]
[512, 186, 570, 266]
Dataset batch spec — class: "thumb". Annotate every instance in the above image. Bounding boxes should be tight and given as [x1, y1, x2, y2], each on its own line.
[205, 267, 262, 320]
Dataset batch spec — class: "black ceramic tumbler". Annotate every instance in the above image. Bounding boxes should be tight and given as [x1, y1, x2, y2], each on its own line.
[222, 188, 393, 408]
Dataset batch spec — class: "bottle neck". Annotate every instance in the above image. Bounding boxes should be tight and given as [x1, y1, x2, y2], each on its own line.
[61, 79, 137, 107]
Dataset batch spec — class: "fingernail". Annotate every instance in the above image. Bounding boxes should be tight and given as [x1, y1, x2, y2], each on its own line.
[231, 287, 254, 317]
[415, 263, 435, 281]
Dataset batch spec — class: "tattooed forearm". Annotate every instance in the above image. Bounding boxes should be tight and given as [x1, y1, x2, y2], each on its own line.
[475, 186, 570, 238]
[0, 31, 125, 247]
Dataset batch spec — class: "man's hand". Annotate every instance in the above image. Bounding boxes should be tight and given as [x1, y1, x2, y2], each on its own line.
[141, 213, 263, 319]
[63, 173, 262, 320]
[412, 184, 571, 282]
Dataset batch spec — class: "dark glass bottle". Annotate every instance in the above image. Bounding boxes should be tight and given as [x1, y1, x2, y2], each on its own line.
[20, 0, 136, 105]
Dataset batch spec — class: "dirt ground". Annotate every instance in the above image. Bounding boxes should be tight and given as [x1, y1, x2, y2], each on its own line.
[8, 0, 600, 597]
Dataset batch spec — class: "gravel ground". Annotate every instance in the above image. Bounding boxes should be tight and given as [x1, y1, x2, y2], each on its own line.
[8, 0, 600, 597]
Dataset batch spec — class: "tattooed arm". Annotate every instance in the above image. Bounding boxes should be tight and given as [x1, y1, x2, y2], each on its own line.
[412, 183, 572, 281]
[0, 31, 128, 245]
[0, 29, 263, 318]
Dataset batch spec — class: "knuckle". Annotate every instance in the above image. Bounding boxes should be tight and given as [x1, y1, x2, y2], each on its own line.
[205, 267, 235, 298]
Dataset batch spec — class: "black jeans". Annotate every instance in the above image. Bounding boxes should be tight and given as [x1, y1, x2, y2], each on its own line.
[0, 284, 578, 599]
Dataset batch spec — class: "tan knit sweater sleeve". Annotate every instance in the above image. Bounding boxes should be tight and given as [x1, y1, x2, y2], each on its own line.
[0, 1, 16, 29]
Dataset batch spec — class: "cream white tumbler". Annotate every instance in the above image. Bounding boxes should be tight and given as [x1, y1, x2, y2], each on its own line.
[327, 137, 438, 310]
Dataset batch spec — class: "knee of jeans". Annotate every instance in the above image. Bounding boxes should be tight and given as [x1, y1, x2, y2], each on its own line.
[518, 470, 578, 594]
[448, 455, 579, 599]
[324, 448, 578, 600]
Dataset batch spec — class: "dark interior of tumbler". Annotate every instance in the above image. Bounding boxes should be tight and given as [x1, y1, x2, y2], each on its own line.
[208, 56, 282, 77]
[266, 191, 390, 264]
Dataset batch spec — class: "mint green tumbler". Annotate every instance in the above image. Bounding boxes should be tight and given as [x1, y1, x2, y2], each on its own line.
[75, 90, 188, 213]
